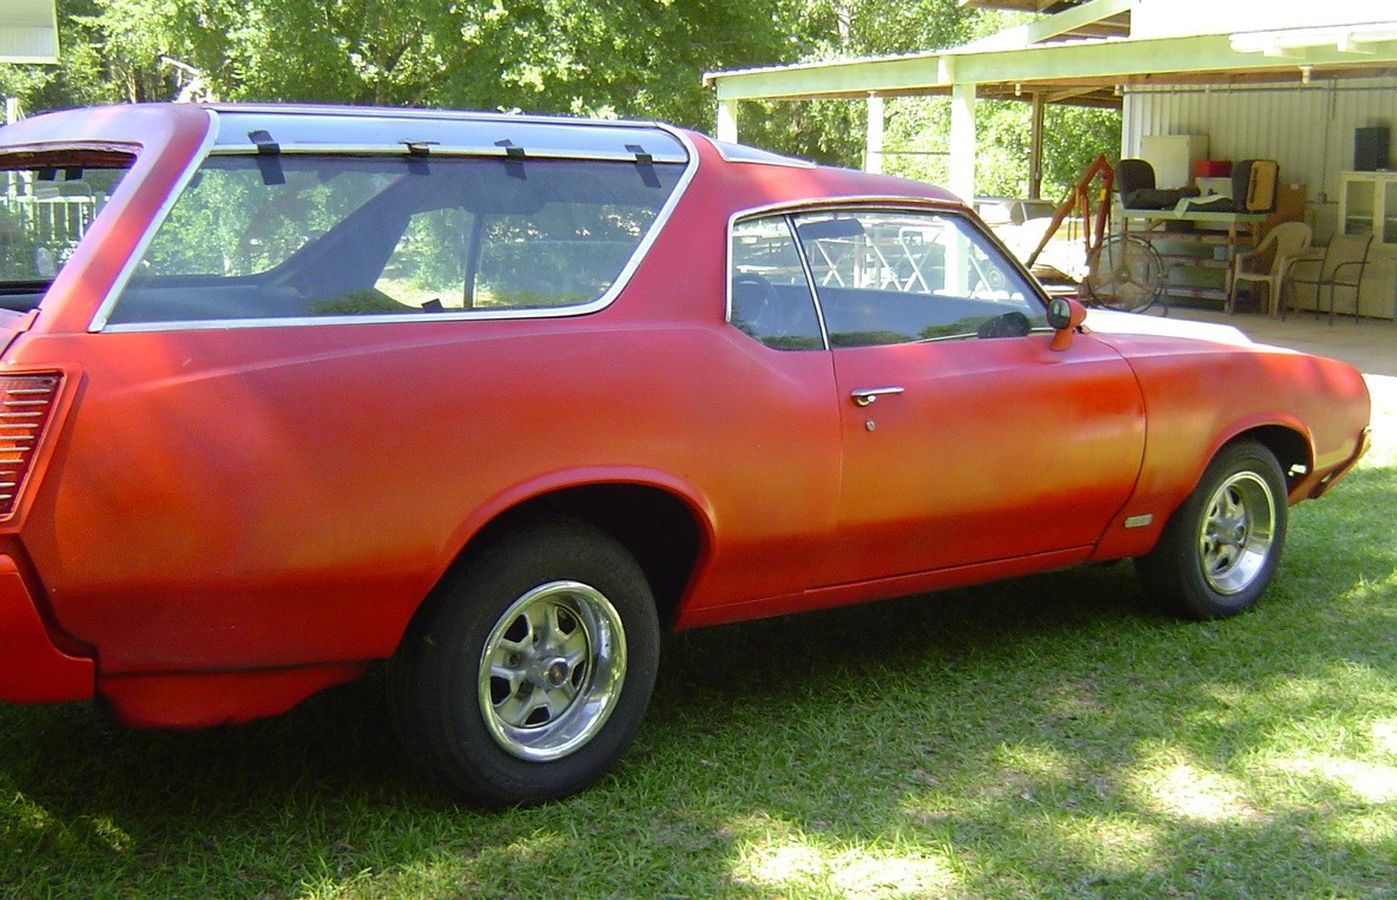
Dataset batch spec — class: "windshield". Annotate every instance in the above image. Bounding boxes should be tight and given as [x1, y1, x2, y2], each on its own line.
[0, 160, 130, 290]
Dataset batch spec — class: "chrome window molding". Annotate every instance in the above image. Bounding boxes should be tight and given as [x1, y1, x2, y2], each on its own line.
[786, 213, 832, 351]
[205, 104, 677, 131]
[709, 137, 815, 169]
[204, 145, 688, 164]
[726, 197, 1053, 352]
[723, 197, 968, 347]
[724, 209, 829, 351]
[89, 114, 700, 333]
[87, 109, 223, 333]
[727, 196, 1050, 309]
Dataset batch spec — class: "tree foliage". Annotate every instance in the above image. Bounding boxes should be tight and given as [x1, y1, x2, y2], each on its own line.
[0, 0, 1119, 198]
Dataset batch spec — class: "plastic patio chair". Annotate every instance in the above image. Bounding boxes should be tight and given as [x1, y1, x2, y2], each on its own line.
[1229, 221, 1311, 317]
[1283, 232, 1374, 324]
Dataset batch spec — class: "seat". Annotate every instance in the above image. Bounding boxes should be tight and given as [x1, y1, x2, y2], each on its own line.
[1241, 159, 1279, 213]
[1116, 158, 1198, 210]
[1228, 221, 1311, 316]
[1283, 232, 1374, 324]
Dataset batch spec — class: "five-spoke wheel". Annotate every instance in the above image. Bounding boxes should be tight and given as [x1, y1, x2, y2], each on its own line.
[1137, 441, 1288, 619]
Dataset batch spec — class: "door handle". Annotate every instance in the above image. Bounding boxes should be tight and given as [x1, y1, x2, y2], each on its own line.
[851, 386, 904, 407]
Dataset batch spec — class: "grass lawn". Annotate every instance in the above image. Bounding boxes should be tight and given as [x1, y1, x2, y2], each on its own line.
[2, 383, 1393, 897]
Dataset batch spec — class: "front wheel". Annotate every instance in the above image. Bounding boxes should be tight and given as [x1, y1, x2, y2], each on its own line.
[389, 521, 659, 806]
[1135, 441, 1288, 619]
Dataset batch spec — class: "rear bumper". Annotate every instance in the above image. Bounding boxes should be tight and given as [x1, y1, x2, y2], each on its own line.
[0, 555, 94, 703]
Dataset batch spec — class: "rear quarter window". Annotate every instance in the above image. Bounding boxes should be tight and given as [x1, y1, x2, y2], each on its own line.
[106, 154, 686, 326]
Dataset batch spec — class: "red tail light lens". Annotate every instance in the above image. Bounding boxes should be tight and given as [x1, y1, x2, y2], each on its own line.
[0, 373, 63, 520]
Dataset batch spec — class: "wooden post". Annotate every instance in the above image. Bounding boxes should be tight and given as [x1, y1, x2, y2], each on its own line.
[865, 94, 885, 174]
[716, 100, 738, 143]
[1029, 92, 1045, 199]
[950, 82, 977, 203]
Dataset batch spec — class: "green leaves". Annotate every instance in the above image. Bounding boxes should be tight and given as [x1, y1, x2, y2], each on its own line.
[2, 1, 1119, 201]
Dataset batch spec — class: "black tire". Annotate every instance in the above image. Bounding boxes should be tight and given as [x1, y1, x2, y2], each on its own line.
[389, 521, 659, 806]
[1135, 441, 1288, 620]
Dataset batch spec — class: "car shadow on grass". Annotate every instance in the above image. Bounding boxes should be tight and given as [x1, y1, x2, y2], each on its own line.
[1, 467, 1392, 895]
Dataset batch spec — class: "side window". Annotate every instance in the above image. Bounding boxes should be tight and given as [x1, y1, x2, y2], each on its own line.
[375, 207, 473, 310]
[729, 216, 824, 350]
[791, 210, 1046, 348]
[108, 156, 685, 325]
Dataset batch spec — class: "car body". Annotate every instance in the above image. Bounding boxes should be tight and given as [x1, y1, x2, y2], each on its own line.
[0, 104, 1370, 805]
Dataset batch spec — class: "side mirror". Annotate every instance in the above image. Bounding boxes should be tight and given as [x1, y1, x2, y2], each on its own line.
[1047, 296, 1087, 351]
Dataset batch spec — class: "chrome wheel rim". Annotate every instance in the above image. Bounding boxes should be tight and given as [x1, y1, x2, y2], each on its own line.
[1198, 472, 1276, 595]
[478, 580, 627, 762]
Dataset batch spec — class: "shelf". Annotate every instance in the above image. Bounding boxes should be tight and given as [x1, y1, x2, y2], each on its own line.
[1336, 171, 1397, 318]
[1164, 285, 1227, 300]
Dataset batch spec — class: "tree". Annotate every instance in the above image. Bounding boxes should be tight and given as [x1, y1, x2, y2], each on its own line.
[1, 0, 1118, 198]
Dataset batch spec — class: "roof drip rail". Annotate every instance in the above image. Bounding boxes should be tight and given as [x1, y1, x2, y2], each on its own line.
[403, 140, 436, 175]
[247, 129, 285, 185]
[626, 143, 662, 188]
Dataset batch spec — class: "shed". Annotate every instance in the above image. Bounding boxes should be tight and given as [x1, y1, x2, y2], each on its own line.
[0, 0, 58, 64]
[705, 0, 1397, 316]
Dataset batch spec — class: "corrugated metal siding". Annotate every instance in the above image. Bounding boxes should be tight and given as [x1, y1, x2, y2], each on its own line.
[1123, 77, 1397, 240]
[0, 25, 57, 62]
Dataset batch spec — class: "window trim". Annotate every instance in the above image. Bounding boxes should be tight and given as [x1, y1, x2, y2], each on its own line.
[88, 109, 700, 333]
[726, 211, 829, 351]
[727, 199, 1051, 351]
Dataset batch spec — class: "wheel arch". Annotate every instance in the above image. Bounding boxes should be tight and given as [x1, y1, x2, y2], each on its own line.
[423, 472, 713, 637]
[1217, 421, 1313, 497]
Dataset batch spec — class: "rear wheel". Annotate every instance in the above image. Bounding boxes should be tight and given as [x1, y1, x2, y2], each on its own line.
[1135, 441, 1288, 619]
[389, 521, 659, 806]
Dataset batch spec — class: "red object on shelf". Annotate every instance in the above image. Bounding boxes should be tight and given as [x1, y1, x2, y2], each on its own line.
[1194, 160, 1233, 177]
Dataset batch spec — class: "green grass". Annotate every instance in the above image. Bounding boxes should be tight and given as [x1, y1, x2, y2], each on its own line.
[3, 401, 1394, 897]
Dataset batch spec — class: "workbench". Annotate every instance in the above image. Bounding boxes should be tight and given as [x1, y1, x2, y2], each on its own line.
[1120, 207, 1268, 312]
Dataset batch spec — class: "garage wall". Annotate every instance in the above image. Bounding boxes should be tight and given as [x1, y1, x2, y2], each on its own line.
[1122, 76, 1397, 241]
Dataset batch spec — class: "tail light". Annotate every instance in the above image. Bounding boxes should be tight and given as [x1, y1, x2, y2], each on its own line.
[0, 373, 63, 520]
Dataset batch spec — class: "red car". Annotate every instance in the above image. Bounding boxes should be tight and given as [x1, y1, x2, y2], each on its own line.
[0, 104, 1370, 806]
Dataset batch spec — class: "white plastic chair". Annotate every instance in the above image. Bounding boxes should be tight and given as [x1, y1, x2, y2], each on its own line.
[1229, 221, 1311, 317]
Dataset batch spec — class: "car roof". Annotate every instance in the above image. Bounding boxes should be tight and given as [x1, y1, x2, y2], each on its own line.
[0, 102, 964, 209]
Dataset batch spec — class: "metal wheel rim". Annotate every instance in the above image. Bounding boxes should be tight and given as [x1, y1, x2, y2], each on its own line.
[1197, 471, 1276, 595]
[478, 580, 627, 762]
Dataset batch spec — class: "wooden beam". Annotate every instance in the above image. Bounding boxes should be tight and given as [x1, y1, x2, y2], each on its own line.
[1028, 92, 1044, 199]
[1023, 0, 1132, 46]
[706, 33, 1397, 103]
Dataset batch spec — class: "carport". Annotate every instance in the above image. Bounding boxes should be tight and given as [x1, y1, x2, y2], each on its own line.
[704, 1, 1397, 318]
[0, 0, 58, 123]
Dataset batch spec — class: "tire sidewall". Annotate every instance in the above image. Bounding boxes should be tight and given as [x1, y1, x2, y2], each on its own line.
[394, 523, 659, 806]
[1152, 441, 1289, 619]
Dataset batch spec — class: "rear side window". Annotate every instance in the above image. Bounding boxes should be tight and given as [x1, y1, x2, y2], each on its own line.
[0, 157, 130, 311]
[107, 154, 685, 326]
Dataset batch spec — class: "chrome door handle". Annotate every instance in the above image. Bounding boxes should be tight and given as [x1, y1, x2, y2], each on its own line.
[851, 386, 904, 407]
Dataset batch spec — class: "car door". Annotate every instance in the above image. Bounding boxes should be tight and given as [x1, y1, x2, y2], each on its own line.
[792, 208, 1147, 584]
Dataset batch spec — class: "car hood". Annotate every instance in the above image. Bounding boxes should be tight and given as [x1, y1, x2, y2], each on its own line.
[1084, 308, 1253, 347]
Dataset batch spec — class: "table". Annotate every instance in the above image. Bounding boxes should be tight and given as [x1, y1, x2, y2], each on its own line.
[1120, 207, 1268, 312]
